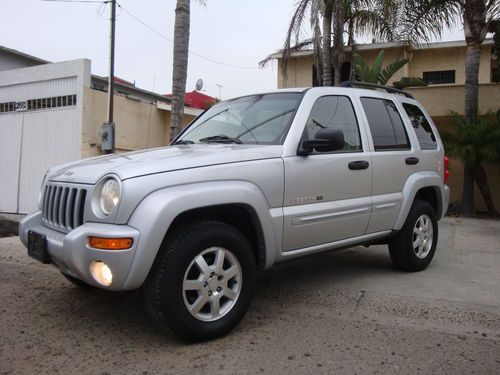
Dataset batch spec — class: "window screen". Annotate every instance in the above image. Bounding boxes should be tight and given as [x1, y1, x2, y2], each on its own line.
[403, 103, 437, 150]
[361, 97, 410, 151]
[304, 96, 362, 152]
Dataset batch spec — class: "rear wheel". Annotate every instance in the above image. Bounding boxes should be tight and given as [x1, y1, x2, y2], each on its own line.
[143, 220, 256, 342]
[389, 200, 438, 272]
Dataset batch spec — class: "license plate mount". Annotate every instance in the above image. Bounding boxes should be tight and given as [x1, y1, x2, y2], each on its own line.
[27, 231, 51, 264]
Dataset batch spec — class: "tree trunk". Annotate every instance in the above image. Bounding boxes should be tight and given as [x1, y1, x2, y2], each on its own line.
[473, 164, 499, 217]
[464, 43, 481, 123]
[171, 0, 190, 141]
[461, 0, 487, 217]
[348, 19, 357, 81]
[461, 41, 481, 217]
[321, 1, 332, 86]
[332, 0, 344, 85]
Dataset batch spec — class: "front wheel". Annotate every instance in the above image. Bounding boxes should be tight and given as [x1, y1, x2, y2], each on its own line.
[388, 200, 438, 272]
[143, 220, 257, 342]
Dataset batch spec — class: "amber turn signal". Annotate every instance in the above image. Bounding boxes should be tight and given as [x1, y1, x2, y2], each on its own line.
[88, 237, 133, 250]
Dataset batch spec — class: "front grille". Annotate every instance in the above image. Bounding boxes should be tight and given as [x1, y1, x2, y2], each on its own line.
[41, 183, 87, 231]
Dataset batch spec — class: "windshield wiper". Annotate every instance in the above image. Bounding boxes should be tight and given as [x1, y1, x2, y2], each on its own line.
[312, 118, 326, 129]
[173, 139, 195, 145]
[199, 134, 242, 144]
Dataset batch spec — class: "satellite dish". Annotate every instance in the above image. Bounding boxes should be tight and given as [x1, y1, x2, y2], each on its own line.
[195, 78, 203, 91]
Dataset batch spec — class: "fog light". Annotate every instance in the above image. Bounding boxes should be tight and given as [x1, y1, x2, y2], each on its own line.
[89, 260, 113, 286]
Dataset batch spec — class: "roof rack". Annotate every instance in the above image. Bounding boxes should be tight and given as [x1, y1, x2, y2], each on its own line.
[340, 81, 414, 99]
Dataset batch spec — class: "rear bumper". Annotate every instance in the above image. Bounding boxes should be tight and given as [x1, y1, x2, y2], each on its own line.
[19, 211, 140, 291]
[442, 184, 450, 219]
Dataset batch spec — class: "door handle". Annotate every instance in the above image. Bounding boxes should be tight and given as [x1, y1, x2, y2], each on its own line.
[405, 157, 419, 165]
[348, 160, 369, 170]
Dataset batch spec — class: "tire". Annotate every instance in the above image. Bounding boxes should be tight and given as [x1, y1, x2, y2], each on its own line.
[61, 272, 91, 288]
[388, 200, 438, 272]
[143, 220, 257, 342]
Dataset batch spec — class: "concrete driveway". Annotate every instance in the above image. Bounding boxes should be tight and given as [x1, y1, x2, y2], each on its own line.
[1, 217, 499, 374]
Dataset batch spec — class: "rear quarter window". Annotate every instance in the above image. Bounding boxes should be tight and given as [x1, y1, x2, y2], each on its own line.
[402, 103, 438, 150]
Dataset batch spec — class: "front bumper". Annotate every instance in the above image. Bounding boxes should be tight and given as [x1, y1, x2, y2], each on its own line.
[20, 211, 140, 291]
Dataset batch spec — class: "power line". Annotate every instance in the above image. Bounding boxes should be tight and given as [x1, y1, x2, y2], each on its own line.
[117, 2, 260, 71]
[42, 0, 260, 70]
[42, 0, 109, 3]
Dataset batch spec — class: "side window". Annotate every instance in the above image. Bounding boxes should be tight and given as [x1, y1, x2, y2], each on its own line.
[402, 103, 437, 150]
[304, 96, 362, 152]
[361, 97, 410, 151]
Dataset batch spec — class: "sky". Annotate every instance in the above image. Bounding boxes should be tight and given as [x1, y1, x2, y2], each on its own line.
[1, 0, 465, 100]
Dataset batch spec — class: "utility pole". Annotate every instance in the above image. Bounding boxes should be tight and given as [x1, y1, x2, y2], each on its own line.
[102, 0, 116, 154]
[216, 83, 223, 100]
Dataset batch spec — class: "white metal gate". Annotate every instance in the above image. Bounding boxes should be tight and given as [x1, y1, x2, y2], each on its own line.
[0, 60, 88, 214]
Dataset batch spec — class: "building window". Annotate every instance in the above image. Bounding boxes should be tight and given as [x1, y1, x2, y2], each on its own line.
[27, 95, 76, 111]
[492, 67, 500, 83]
[0, 102, 16, 113]
[423, 70, 455, 84]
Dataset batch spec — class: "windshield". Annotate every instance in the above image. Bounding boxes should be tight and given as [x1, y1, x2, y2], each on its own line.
[175, 92, 303, 145]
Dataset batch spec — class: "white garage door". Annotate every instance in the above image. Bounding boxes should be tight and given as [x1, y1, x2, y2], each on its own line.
[0, 81, 81, 214]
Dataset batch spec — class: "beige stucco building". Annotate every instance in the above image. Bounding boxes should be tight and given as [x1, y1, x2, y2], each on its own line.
[270, 39, 500, 212]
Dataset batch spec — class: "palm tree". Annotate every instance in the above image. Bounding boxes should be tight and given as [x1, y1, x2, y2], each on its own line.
[402, 0, 500, 216]
[280, 0, 333, 86]
[345, 0, 399, 79]
[278, 0, 399, 87]
[171, 0, 190, 140]
[442, 111, 500, 217]
[170, 0, 206, 141]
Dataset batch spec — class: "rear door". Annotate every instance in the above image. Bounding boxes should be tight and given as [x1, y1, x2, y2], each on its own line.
[358, 96, 418, 233]
[282, 95, 373, 251]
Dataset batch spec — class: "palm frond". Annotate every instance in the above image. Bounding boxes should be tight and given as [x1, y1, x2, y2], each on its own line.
[280, 0, 312, 79]
[401, 0, 461, 43]
[442, 112, 500, 167]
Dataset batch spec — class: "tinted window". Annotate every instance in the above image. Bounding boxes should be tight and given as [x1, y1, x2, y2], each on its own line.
[178, 93, 302, 145]
[403, 103, 437, 150]
[304, 96, 362, 152]
[361, 98, 410, 151]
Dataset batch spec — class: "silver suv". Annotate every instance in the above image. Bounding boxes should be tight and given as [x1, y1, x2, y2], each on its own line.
[20, 84, 450, 341]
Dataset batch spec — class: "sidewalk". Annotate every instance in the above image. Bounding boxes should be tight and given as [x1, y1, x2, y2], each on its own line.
[0, 214, 21, 237]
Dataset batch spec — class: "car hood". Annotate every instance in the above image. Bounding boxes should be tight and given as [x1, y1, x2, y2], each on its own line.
[48, 144, 284, 184]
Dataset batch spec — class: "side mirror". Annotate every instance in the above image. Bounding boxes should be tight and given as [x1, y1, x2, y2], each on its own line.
[298, 128, 345, 156]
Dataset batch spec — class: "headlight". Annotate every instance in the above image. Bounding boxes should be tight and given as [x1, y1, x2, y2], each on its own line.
[93, 176, 121, 216]
[38, 173, 48, 210]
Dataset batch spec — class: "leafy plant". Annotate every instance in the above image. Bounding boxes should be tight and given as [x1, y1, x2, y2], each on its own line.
[393, 76, 428, 89]
[441, 111, 500, 216]
[353, 50, 427, 88]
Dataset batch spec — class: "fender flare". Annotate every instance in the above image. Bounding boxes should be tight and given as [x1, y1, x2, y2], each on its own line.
[393, 171, 443, 230]
[122, 181, 280, 289]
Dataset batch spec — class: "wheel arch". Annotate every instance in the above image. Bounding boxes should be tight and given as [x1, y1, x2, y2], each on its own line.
[123, 181, 278, 290]
[166, 204, 267, 269]
[393, 171, 444, 230]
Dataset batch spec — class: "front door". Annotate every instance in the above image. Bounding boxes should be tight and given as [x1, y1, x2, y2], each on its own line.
[282, 95, 372, 251]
